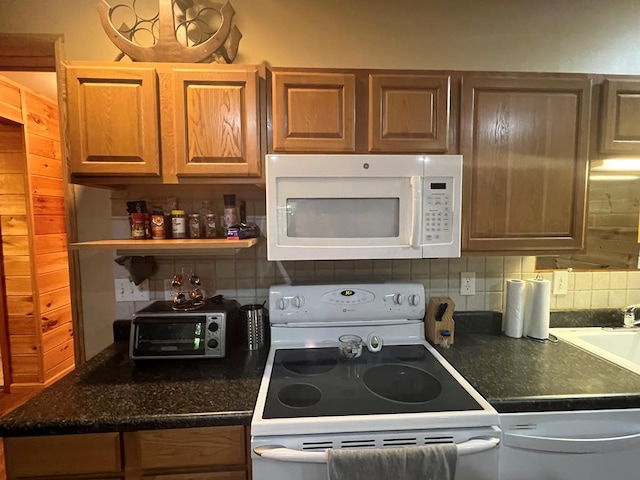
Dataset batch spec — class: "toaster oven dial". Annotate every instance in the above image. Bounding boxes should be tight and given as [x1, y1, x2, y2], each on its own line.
[207, 338, 219, 349]
[208, 322, 219, 332]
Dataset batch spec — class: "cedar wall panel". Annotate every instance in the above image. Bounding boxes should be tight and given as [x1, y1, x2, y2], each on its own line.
[0, 125, 40, 384]
[544, 178, 640, 269]
[23, 92, 73, 380]
[0, 79, 74, 388]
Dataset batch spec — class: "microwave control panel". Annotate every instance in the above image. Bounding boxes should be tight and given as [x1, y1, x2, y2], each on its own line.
[423, 177, 453, 244]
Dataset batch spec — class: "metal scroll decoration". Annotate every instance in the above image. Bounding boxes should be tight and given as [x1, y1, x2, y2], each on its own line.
[97, 0, 242, 63]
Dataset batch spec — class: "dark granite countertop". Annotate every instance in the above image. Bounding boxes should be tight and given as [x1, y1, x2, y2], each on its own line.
[439, 310, 640, 413]
[0, 341, 268, 436]
[2, 309, 639, 437]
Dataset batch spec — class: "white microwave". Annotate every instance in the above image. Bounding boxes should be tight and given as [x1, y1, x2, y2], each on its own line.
[265, 154, 462, 261]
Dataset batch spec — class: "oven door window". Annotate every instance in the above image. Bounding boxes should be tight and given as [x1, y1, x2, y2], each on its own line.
[133, 317, 205, 356]
[276, 177, 414, 246]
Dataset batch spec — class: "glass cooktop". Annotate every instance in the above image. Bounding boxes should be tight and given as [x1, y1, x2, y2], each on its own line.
[262, 344, 483, 419]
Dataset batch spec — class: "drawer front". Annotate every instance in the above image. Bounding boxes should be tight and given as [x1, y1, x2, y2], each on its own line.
[143, 472, 246, 480]
[4, 432, 122, 478]
[131, 426, 246, 470]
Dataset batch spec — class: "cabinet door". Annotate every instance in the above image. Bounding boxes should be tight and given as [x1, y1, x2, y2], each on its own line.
[461, 75, 591, 252]
[369, 74, 450, 153]
[125, 425, 245, 471]
[599, 79, 640, 154]
[66, 66, 160, 176]
[4, 432, 122, 478]
[172, 68, 261, 177]
[272, 72, 356, 153]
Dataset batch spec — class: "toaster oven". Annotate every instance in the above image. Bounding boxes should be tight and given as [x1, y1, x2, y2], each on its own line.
[129, 299, 239, 359]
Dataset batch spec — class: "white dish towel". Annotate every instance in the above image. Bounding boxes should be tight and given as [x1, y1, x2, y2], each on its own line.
[327, 444, 457, 480]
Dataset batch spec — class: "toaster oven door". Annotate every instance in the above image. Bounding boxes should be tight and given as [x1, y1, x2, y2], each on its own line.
[131, 316, 207, 358]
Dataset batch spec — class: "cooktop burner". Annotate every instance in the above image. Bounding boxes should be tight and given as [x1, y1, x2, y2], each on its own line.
[281, 350, 337, 376]
[363, 364, 441, 403]
[263, 344, 483, 419]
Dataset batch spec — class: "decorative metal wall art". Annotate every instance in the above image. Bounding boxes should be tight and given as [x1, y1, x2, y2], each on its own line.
[97, 0, 242, 63]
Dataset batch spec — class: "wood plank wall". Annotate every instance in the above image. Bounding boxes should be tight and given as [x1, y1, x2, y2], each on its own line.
[546, 178, 640, 270]
[0, 75, 74, 390]
[24, 92, 74, 383]
[0, 122, 40, 384]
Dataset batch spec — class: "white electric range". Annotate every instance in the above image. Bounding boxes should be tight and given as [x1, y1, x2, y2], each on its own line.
[251, 283, 500, 480]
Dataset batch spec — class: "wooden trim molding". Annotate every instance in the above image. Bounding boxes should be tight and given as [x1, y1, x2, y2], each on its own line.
[0, 33, 60, 72]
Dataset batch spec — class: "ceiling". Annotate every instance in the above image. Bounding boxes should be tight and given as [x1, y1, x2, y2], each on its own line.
[0, 71, 58, 100]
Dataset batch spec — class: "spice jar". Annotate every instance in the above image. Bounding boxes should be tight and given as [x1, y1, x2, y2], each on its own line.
[222, 194, 238, 234]
[188, 213, 201, 238]
[131, 213, 146, 240]
[151, 209, 165, 240]
[171, 209, 187, 239]
[205, 213, 218, 238]
[198, 200, 213, 237]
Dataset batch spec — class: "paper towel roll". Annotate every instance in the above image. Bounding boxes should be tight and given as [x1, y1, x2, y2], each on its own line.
[524, 278, 551, 340]
[504, 279, 526, 338]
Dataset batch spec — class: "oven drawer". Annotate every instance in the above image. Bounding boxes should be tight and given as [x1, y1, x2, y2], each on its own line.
[251, 427, 500, 480]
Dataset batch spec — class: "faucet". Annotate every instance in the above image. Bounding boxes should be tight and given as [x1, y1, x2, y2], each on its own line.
[624, 305, 640, 328]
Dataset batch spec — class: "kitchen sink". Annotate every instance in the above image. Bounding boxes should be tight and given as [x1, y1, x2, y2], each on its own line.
[550, 327, 640, 375]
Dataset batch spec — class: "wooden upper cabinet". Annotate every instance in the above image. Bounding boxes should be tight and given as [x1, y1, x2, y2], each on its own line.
[271, 71, 356, 153]
[368, 74, 450, 153]
[461, 75, 591, 253]
[66, 63, 264, 184]
[599, 79, 640, 154]
[172, 67, 261, 177]
[66, 66, 161, 176]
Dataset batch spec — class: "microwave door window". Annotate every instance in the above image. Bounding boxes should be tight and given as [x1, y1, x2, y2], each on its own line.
[286, 198, 400, 238]
[135, 322, 205, 356]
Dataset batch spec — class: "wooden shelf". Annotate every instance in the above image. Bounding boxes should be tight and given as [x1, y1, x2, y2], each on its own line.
[69, 238, 259, 256]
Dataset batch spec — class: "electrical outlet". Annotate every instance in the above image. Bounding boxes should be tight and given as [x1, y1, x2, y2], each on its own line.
[460, 272, 475, 296]
[164, 279, 179, 301]
[553, 270, 569, 295]
[115, 278, 150, 302]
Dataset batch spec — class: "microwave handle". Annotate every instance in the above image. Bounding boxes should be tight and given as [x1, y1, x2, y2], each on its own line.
[254, 437, 500, 464]
[410, 176, 422, 248]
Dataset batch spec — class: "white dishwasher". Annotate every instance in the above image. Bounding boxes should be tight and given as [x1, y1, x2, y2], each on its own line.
[499, 409, 640, 480]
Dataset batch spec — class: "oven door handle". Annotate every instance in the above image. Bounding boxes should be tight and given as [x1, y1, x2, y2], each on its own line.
[254, 437, 500, 464]
[409, 175, 422, 248]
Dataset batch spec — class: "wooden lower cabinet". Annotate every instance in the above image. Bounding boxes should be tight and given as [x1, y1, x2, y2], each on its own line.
[4, 426, 249, 480]
[142, 473, 245, 480]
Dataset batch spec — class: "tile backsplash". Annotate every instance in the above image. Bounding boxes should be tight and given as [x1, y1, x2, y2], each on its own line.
[112, 215, 640, 319]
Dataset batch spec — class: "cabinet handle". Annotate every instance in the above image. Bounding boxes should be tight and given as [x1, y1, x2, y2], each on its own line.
[410, 175, 422, 248]
[504, 431, 640, 454]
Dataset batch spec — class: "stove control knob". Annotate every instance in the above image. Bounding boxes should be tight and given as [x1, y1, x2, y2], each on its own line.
[408, 294, 421, 306]
[292, 295, 304, 308]
[277, 298, 288, 310]
[208, 322, 219, 332]
[393, 293, 404, 305]
[207, 338, 219, 349]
